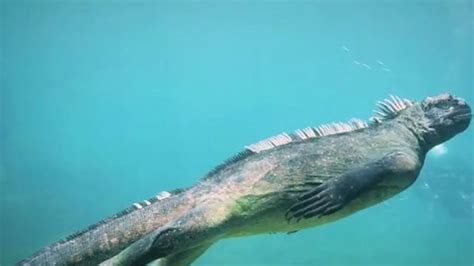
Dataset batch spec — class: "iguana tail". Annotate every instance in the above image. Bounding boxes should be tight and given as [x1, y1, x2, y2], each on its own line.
[18, 188, 194, 265]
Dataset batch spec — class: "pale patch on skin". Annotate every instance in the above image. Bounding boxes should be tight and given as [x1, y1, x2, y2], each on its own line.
[198, 160, 275, 214]
[230, 160, 275, 196]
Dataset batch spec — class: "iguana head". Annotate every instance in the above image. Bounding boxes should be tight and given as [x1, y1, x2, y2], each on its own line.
[420, 93, 471, 148]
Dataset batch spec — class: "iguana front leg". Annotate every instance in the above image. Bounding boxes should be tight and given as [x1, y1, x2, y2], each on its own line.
[286, 150, 420, 221]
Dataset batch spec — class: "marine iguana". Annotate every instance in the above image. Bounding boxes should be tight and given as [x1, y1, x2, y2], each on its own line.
[19, 93, 471, 266]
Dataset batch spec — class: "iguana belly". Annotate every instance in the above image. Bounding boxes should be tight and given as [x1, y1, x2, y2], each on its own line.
[226, 180, 409, 238]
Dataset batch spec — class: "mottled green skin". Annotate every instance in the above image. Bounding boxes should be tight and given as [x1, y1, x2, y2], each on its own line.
[104, 104, 429, 266]
[203, 111, 424, 237]
[18, 192, 196, 265]
[20, 97, 470, 266]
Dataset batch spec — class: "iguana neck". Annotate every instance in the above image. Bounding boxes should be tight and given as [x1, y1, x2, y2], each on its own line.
[392, 104, 432, 154]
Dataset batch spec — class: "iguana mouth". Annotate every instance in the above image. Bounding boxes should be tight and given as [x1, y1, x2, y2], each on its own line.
[451, 102, 471, 122]
[453, 110, 472, 119]
[453, 112, 471, 121]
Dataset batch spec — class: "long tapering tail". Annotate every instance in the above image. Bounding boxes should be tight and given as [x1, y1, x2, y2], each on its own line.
[18, 188, 194, 265]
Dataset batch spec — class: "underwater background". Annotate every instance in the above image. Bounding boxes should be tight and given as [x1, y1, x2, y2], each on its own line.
[1, 1, 473, 265]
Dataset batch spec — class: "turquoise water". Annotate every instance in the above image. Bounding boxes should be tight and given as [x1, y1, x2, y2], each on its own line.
[1, 1, 473, 265]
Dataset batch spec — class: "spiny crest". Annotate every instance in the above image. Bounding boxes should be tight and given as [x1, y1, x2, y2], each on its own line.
[204, 94, 412, 180]
[245, 94, 413, 154]
[59, 189, 182, 244]
[131, 191, 173, 210]
[245, 118, 368, 153]
[370, 95, 413, 124]
[245, 133, 292, 153]
[203, 149, 254, 179]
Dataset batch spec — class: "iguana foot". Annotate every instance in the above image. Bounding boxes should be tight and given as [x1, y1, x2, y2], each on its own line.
[286, 151, 419, 222]
[285, 179, 345, 221]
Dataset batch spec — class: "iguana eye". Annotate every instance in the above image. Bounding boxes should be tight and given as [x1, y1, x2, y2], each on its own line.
[432, 100, 454, 110]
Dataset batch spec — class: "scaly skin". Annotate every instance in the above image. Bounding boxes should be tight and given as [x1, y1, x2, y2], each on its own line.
[17, 193, 195, 265]
[19, 94, 471, 266]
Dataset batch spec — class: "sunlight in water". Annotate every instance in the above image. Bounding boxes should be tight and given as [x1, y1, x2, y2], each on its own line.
[429, 144, 448, 158]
